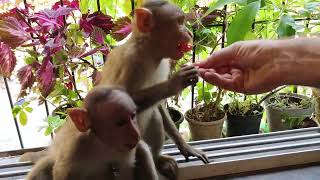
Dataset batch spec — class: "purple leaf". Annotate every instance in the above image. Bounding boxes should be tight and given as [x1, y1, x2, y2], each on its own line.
[0, 0, 9, 4]
[0, 17, 32, 48]
[37, 56, 55, 97]
[111, 16, 132, 41]
[68, 46, 104, 58]
[100, 46, 109, 56]
[17, 64, 35, 98]
[44, 34, 66, 55]
[80, 12, 113, 36]
[78, 47, 100, 58]
[0, 42, 16, 77]
[30, 7, 74, 32]
[91, 27, 106, 45]
[52, 0, 79, 10]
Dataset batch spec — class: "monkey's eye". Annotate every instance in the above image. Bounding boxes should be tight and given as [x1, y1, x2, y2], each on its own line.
[177, 16, 185, 24]
[116, 118, 127, 127]
[130, 112, 136, 120]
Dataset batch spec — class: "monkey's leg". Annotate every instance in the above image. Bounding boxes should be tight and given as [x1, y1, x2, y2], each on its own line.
[159, 104, 210, 164]
[25, 156, 54, 180]
[135, 141, 159, 180]
[143, 109, 178, 180]
[20, 149, 48, 163]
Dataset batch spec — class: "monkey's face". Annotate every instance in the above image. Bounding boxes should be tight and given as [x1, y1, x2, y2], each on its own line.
[153, 3, 193, 60]
[92, 91, 140, 152]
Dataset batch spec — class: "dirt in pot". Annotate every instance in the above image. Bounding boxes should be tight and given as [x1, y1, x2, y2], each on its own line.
[293, 117, 318, 129]
[187, 102, 225, 122]
[225, 103, 263, 116]
[269, 95, 311, 109]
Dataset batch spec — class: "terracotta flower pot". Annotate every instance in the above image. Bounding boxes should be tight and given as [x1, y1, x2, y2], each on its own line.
[185, 108, 226, 141]
[264, 93, 314, 132]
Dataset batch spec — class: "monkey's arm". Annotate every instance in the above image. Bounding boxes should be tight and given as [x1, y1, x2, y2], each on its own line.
[132, 81, 173, 112]
[135, 141, 159, 180]
[26, 156, 54, 180]
[133, 65, 198, 112]
[159, 104, 210, 164]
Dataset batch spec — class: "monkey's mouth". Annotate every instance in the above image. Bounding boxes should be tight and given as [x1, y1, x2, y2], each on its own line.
[125, 143, 137, 149]
[178, 42, 193, 53]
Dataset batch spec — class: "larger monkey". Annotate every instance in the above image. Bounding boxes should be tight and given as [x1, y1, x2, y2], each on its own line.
[98, 0, 209, 179]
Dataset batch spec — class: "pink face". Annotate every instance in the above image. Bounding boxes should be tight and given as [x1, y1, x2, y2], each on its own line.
[152, 3, 193, 60]
[91, 91, 140, 152]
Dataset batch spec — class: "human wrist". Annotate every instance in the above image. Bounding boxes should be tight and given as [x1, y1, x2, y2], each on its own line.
[273, 38, 320, 87]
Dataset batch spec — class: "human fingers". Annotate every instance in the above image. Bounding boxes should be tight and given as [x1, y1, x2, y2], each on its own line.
[194, 46, 237, 69]
[201, 70, 243, 92]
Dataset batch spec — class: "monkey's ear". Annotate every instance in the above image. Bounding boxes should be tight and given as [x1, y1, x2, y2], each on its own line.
[134, 8, 154, 33]
[67, 108, 90, 132]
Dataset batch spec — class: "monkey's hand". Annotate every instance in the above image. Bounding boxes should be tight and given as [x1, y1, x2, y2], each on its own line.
[155, 155, 178, 180]
[168, 65, 198, 94]
[178, 143, 210, 164]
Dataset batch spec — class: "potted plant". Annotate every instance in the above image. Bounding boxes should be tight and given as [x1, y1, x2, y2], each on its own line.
[168, 107, 184, 130]
[264, 92, 314, 132]
[224, 94, 264, 137]
[185, 82, 226, 141]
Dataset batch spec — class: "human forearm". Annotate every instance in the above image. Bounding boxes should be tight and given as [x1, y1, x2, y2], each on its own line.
[273, 37, 320, 88]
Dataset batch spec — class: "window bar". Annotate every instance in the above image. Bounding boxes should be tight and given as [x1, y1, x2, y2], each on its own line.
[3, 77, 24, 148]
[221, 5, 227, 49]
[191, 28, 196, 109]
[131, 0, 135, 12]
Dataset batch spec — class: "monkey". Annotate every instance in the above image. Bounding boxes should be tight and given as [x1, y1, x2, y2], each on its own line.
[21, 1, 209, 179]
[26, 86, 158, 180]
[97, 0, 209, 179]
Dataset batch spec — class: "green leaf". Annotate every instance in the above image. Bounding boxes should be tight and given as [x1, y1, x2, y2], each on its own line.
[24, 56, 36, 65]
[276, 14, 296, 38]
[67, 90, 78, 99]
[182, 88, 190, 99]
[25, 107, 33, 113]
[12, 106, 22, 117]
[44, 127, 53, 136]
[47, 115, 66, 129]
[202, 0, 247, 20]
[22, 101, 30, 108]
[80, 0, 89, 14]
[19, 111, 27, 126]
[227, 1, 260, 46]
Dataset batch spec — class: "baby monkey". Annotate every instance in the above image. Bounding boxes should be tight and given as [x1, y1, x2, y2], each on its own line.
[26, 86, 158, 180]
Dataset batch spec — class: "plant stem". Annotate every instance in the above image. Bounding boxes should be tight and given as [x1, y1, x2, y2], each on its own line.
[213, 88, 223, 113]
[258, 85, 287, 105]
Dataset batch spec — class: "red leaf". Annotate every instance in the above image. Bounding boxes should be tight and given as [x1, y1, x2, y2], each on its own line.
[91, 27, 106, 45]
[17, 64, 35, 98]
[100, 46, 109, 56]
[111, 16, 132, 41]
[80, 12, 113, 36]
[52, 0, 79, 10]
[37, 56, 55, 97]
[44, 34, 66, 55]
[68, 46, 105, 58]
[0, 17, 32, 48]
[31, 7, 74, 32]
[0, 42, 16, 77]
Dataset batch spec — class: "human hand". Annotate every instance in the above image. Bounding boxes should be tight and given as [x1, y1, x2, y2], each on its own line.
[194, 40, 286, 94]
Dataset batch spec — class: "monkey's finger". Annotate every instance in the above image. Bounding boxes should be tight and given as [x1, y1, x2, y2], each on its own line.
[181, 65, 196, 72]
[184, 68, 198, 75]
[181, 64, 194, 69]
[184, 156, 190, 162]
[198, 154, 210, 164]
